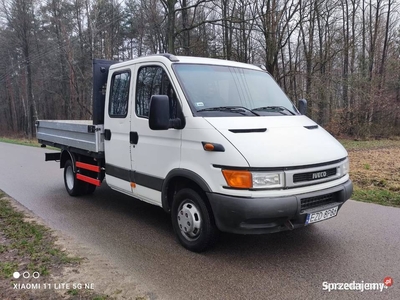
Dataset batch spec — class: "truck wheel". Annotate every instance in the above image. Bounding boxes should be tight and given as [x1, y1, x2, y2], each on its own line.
[171, 188, 219, 252]
[64, 160, 84, 196]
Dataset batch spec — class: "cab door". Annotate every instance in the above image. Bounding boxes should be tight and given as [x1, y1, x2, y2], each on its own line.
[130, 63, 182, 206]
[104, 66, 135, 195]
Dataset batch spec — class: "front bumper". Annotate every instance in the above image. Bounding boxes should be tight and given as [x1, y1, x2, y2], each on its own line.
[207, 180, 353, 234]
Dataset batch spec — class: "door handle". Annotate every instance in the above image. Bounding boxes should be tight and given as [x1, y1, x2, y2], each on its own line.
[104, 129, 111, 141]
[130, 131, 139, 144]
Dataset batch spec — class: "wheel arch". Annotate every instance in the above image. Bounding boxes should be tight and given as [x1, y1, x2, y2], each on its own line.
[161, 169, 212, 213]
[60, 150, 76, 171]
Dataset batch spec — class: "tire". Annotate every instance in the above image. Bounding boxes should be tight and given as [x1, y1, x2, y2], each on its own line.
[84, 183, 96, 195]
[171, 188, 219, 252]
[79, 168, 97, 195]
[63, 160, 85, 196]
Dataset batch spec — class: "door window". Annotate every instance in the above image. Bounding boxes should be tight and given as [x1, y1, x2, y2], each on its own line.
[136, 66, 178, 119]
[109, 71, 131, 118]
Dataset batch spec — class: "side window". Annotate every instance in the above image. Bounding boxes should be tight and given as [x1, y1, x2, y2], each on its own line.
[109, 71, 131, 118]
[136, 66, 178, 118]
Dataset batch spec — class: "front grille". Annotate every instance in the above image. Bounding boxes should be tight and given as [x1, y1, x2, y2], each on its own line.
[293, 168, 337, 183]
[300, 193, 335, 210]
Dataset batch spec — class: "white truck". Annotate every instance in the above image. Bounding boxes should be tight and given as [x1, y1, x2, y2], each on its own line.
[36, 54, 353, 252]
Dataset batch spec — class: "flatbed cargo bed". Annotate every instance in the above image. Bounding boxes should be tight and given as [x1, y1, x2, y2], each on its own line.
[36, 120, 104, 154]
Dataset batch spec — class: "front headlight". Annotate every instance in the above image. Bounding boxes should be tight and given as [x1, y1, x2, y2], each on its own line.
[252, 172, 284, 189]
[222, 169, 284, 189]
[341, 159, 350, 175]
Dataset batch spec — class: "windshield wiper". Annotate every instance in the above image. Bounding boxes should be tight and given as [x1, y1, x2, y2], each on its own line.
[251, 106, 296, 115]
[197, 106, 259, 116]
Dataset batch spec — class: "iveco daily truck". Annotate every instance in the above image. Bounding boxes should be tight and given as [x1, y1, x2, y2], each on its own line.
[36, 54, 353, 252]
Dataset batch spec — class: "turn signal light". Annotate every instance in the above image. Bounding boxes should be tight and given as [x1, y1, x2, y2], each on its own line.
[203, 143, 215, 151]
[222, 170, 252, 189]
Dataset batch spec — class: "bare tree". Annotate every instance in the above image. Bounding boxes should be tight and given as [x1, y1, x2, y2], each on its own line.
[0, 0, 399, 138]
[2, 0, 37, 138]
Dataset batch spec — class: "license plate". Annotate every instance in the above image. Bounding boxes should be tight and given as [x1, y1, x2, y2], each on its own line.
[305, 206, 338, 225]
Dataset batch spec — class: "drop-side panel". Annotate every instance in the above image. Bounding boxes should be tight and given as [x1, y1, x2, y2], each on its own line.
[36, 120, 104, 153]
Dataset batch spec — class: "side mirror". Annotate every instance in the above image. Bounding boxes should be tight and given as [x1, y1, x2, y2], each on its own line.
[148, 95, 182, 130]
[149, 95, 170, 130]
[298, 99, 307, 115]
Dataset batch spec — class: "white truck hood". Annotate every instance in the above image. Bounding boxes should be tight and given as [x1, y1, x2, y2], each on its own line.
[205, 116, 347, 168]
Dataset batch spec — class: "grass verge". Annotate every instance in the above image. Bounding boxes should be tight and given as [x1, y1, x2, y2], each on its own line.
[0, 136, 59, 151]
[352, 188, 400, 207]
[344, 139, 400, 207]
[0, 191, 115, 299]
[339, 138, 400, 151]
[0, 192, 79, 280]
[0, 137, 42, 148]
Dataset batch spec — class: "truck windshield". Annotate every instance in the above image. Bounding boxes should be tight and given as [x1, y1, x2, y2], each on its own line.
[173, 64, 298, 116]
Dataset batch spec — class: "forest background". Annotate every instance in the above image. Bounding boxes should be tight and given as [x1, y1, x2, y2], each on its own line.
[0, 0, 399, 139]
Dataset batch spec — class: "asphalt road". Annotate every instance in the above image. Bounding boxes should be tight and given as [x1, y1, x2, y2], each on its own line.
[0, 141, 399, 300]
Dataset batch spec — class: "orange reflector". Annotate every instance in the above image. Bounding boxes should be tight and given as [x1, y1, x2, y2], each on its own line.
[222, 170, 252, 189]
[203, 143, 215, 151]
[76, 161, 100, 173]
[76, 174, 101, 186]
[130, 182, 136, 188]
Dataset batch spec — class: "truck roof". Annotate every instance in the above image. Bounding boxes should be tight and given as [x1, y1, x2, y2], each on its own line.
[109, 54, 262, 71]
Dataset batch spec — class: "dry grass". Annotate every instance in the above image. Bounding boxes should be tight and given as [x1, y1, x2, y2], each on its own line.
[346, 141, 400, 207]
[349, 147, 400, 192]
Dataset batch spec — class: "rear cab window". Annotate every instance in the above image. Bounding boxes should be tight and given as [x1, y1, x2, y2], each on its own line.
[109, 71, 131, 118]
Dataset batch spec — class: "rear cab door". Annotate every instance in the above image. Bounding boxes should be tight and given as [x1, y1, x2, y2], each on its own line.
[104, 64, 136, 195]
